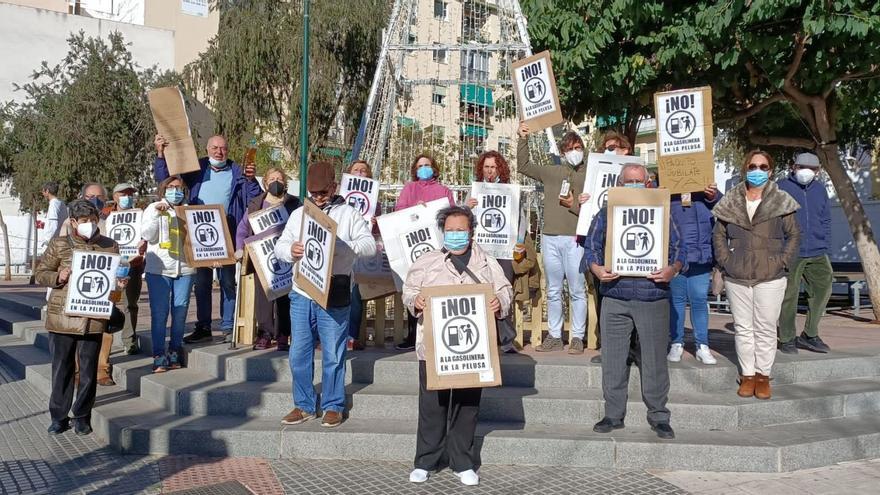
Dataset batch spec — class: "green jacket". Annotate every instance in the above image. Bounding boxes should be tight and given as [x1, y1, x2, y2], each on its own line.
[516, 137, 585, 236]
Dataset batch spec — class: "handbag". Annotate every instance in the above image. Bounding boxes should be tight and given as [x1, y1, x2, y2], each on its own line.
[327, 274, 352, 307]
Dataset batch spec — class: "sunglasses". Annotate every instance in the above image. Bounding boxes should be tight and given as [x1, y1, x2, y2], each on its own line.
[309, 189, 331, 197]
[747, 163, 771, 171]
[605, 145, 619, 152]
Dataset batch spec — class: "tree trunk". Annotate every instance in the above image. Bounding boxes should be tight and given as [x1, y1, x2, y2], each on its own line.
[816, 144, 880, 322]
[0, 210, 11, 281]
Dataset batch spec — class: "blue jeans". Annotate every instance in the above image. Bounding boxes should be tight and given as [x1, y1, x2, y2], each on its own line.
[542, 235, 587, 339]
[348, 284, 363, 340]
[145, 273, 195, 357]
[669, 262, 712, 346]
[194, 265, 236, 332]
[289, 292, 350, 414]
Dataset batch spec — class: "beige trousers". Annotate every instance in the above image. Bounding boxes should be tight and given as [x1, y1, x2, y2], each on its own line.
[725, 277, 787, 376]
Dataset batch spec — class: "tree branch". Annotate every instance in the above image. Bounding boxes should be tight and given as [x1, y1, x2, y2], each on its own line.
[749, 134, 816, 149]
[822, 65, 880, 99]
[781, 34, 818, 104]
[717, 94, 784, 124]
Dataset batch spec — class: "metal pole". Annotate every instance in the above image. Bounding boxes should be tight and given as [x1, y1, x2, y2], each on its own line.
[298, 0, 311, 199]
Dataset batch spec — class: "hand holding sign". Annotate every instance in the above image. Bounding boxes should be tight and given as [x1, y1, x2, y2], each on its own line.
[58, 267, 71, 285]
[517, 121, 530, 139]
[489, 297, 501, 316]
[591, 263, 620, 283]
[415, 294, 426, 311]
[291, 241, 304, 259]
[648, 265, 678, 284]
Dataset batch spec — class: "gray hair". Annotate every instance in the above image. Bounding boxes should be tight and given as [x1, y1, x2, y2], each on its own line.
[616, 163, 649, 185]
[436, 206, 477, 231]
[80, 182, 107, 199]
[67, 199, 99, 220]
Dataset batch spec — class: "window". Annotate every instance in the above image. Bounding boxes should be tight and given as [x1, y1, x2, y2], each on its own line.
[433, 0, 447, 20]
[407, 33, 417, 45]
[498, 138, 511, 157]
[432, 85, 447, 106]
[460, 50, 490, 81]
[647, 149, 656, 164]
[433, 44, 447, 64]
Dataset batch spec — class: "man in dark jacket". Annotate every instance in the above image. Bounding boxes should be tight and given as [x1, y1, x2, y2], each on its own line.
[582, 163, 687, 440]
[154, 134, 262, 343]
[777, 152, 832, 354]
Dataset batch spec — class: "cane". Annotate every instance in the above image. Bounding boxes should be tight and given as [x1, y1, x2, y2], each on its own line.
[230, 257, 243, 350]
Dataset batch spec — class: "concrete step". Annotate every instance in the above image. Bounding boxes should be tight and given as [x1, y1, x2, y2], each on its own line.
[0, 293, 44, 320]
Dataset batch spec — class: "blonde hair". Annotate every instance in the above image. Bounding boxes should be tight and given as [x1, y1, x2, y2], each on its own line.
[262, 167, 288, 189]
[347, 160, 372, 179]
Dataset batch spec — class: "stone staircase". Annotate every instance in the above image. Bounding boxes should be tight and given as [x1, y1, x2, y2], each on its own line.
[1, 295, 880, 473]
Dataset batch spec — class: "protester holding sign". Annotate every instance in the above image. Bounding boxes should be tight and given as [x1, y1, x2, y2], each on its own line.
[274, 162, 376, 429]
[35, 199, 123, 436]
[402, 206, 512, 486]
[141, 176, 196, 373]
[108, 183, 146, 355]
[667, 183, 721, 366]
[235, 168, 302, 351]
[582, 164, 686, 440]
[344, 160, 381, 351]
[712, 151, 801, 400]
[465, 150, 518, 353]
[154, 134, 262, 344]
[394, 154, 456, 351]
[517, 122, 588, 354]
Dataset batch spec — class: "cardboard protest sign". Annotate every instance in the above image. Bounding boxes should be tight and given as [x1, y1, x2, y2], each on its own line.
[604, 188, 670, 277]
[178, 205, 236, 267]
[654, 87, 715, 194]
[148, 87, 200, 175]
[377, 198, 450, 290]
[248, 204, 289, 236]
[575, 154, 645, 236]
[339, 173, 380, 221]
[295, 201, 338, 308]
[106, 209, 142, 258]
[471, 182, 520, 260]
[64, 250, 121, 319]
[511, 51, 564, 131]
[421, 284, 502, 391]
[353, 247, 397, 300]
[245, 226, 292, 300]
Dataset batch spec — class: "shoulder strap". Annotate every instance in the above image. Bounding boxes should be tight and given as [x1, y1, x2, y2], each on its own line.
[445, 250, 484, 285]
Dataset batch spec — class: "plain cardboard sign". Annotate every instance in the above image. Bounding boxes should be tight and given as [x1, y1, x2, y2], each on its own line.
[64, 250, 121, 319]
[377, 198, 450, 289]
[604, 188, 670, 277]
[245, 226, 292, 301]
[148, 87, 200, 175]
[106, 209, 142, 258]
[511, 51, 564, 131]
[248, 204, 289, 235]
[295, 201, 337, 308]
[576, 154, 645, 236]
[179, 205, 236, 267]
[421, 284, 502, 391]
[471, 182, 520, 260]
[339, 174, 380, 220]
[655, 86, 715, 194]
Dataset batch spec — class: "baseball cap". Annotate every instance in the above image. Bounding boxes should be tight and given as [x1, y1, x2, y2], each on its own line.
[794, 152, 821, 168]
[112, 183, 136, 194]
[306, 162, 336, 192]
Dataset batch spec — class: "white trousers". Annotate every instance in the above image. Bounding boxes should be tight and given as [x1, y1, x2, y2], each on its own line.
[725, 277, 787, 376]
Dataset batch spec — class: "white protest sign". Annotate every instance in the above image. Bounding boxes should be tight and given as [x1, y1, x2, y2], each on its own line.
[106, 209, 142, 258]
[181, 205, 235, 267]
[245, 227, 292, 301]
[471, 182, 520, 260]
[295, 202, 337, 308]
[377, 198, 450, 289]
[64, 250, 121, 319]
[248, 204, 289, 235]
[339, 173, 380, 220]
[576, 153, 645, 236]
[511, 51, 564, 130]
[608, 205, 667, 277]
[657, 89, 706, 156]
[353, 246, 396, 300]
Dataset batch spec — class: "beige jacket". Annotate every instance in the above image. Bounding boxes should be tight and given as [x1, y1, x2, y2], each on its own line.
[402, 243, 513, 361]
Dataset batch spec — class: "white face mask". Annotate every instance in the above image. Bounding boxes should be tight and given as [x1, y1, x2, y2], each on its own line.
[564, 149, 584, 166]
[795, 168, 816, 185]
[76, 221, 97, 239]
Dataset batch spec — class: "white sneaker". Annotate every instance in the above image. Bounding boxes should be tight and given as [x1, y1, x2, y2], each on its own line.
[667, 343, 684, 362]
[454, 469, 480, 486]
[696, 344, 717, 365]
[409, 468, 429, 483]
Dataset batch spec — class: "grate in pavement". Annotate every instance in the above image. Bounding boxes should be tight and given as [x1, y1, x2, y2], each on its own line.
[164, 480, 256, 495]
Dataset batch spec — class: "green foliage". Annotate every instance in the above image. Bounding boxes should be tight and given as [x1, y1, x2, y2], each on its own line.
[185, 0, 387, 173]
[0, 31, 174, 211]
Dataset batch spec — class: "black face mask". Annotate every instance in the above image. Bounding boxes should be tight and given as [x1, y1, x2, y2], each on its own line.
[268, 181, 286, 197]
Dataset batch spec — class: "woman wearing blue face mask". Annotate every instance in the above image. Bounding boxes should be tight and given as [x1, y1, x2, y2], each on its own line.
[141, 176, 196, 373]
[109, 183, 146, 356]
[402, 206, 512, 487]
[712, 150, 801, 400]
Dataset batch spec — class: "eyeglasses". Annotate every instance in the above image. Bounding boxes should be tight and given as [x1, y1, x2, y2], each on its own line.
[747, 163, 771, 171]
[309, 189, 331, 197]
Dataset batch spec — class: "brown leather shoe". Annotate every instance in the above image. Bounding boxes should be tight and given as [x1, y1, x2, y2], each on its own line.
[737, 375, 756, 398]
[754, 373, 771, 400]
[280, 408, 316, 425]
[321, 410, 344, 428]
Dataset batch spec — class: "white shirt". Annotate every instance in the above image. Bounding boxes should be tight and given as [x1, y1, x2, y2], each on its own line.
[747, 198, 762, 221]
[275, 200, 376, 299]
[45, 197, 68, 242]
